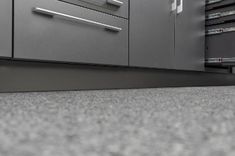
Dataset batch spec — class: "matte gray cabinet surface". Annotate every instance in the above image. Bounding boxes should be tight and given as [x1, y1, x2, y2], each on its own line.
[14, 0, 128, 66]
[130, 0, 205, 71]
[130, 0, 175, 69]
[59, 0, 129, 19]
[0, 0, 12, 58]
[175, 0, 205, 71]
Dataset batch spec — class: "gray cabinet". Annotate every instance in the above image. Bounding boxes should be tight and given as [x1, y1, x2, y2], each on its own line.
[129, 0, 175, 69]
[175, 0, 205, 71]
[130, 0, 205, 71]
[14, 0, 128, 66]
[0, 0, 12, 58]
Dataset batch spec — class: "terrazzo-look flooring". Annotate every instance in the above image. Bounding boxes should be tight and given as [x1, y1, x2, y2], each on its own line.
[0, 87, 235, 156]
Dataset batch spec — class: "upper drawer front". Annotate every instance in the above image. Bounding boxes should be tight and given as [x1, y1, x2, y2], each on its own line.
[206, 5, 235, 25]
[14, 0, 128, 66]
[59, 0, 128, 18]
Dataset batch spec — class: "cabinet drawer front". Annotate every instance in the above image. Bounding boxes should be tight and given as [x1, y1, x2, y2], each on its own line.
[206, 23, 235, 59]
[14, 0, 128, 66]
[59, 0, 128, 19]
[206, 5, 235, 26]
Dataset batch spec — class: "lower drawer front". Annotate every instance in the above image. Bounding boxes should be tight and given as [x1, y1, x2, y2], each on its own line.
[14, 0, 128, 66]
[206, 23, 235, 58]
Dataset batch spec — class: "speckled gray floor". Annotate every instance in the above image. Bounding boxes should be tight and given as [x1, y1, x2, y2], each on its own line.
[0, 87, 235, 156]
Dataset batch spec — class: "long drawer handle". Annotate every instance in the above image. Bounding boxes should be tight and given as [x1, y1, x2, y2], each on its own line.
[206, 0, 223, 5]
[106, 0, 123, 7]
[206, 27, 235, 35]
[177, 0, 183, 14]
[206, 58, 235, 64]
[206, 10, 235, 20]
[33, 7, 122, 32]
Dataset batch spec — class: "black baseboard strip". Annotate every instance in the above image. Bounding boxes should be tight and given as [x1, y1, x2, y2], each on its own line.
[0, 60, 235, 92]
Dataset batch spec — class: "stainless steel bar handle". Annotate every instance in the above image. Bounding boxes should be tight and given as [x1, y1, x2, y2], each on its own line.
[206, 12, 222, 20]
[206, 28, 223, 35]
[206, 57, 235, 64]
[206, 27, 235, 35]
[223, 27, 235, 33]
[106, 0, 123, 7]
[206, 0, 223, 5]
[177, 0, 183, 14]
[205, 58, 223, 64]
[206, 11, 235, 20]
[33, 7, 122, 32]
[171, 0, 177, 12]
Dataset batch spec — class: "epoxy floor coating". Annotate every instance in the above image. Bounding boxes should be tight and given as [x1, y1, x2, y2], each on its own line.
[0, 87, 235, 156]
